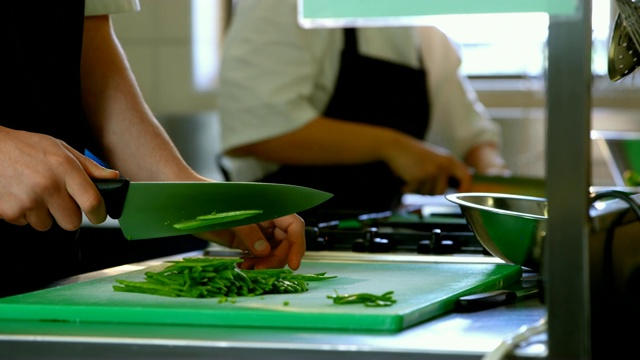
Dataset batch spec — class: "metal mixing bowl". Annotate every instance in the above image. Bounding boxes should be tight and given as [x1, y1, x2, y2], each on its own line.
[445, 193, 548, 270]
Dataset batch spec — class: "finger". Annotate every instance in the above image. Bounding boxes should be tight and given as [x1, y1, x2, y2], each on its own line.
[201, 224, 270, 256]
[240, 239, 290, 270]
[56, 152, 107, 225]
[272, 214, 306, 270]
[452, 166, 473, 192]
[24, 208, 54, 231]
[239, 214, 305, 270]
[241, 255, 287, 270]
[0, 195, 30, 226]
[64, 144, 120, 224]
[257, 222, 277, 242]
[401, 181, 417, 194]
[409, 178, 435, 196]
[4, 215, 28, 227]
[28, 144, 109, 228]
[415, 181, 432, 195]
[235, 224, 271, 256]
[29, 172, 85, 231]
[287, 233, 305, 270]
[58, 176, 105, 226]
[433, 174, 451, 195]
[47, 197, 84, 230]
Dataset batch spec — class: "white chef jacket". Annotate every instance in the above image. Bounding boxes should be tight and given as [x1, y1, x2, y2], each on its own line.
[85, 0, 139, 16]
[219, 0, 501, 182]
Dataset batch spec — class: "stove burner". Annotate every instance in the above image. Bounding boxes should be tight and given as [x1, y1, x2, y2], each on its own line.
[304, 211, 490, 257]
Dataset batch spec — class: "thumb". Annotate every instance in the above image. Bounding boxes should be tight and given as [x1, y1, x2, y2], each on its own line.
[232, 224, 272, 256]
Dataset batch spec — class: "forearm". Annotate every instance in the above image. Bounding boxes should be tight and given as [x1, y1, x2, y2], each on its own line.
[80, 16, 199, 181]
[228, 116, 408, 166]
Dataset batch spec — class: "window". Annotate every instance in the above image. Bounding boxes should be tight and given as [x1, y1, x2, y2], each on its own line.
[425, 1, 612, 77]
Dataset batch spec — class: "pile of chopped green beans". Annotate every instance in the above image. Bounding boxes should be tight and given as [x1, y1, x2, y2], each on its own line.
[327, 290, 397, 307]
[112, 257, 336, 299]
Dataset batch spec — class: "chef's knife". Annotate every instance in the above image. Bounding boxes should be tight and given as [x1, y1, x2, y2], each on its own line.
[454, 287, 540, 312]
[454, 272, 541, 312]
[93, 179, 332, 240]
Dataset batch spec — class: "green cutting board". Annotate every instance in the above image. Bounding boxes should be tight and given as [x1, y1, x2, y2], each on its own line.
[0, 260, 520, 332]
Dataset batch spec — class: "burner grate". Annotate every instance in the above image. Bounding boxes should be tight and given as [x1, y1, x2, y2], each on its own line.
[304, 212, 489, 256]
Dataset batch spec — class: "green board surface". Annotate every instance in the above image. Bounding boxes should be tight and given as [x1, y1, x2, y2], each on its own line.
[0, 260, 520, 332]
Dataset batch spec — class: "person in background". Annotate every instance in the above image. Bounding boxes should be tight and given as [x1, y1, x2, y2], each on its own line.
[218, 0, 510, 219]
[0, 0, 305, 297]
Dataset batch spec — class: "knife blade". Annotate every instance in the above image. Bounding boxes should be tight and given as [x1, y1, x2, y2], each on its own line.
[93, 179, 333, 240]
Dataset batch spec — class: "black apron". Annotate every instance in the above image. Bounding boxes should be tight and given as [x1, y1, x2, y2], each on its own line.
[261, 28, 430, 220]
[0, 0, 88, 297]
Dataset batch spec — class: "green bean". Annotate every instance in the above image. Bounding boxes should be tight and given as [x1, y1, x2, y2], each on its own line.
[113, 257, 337, 299]
[327, 290, 397, 307]
[172, 210, 263, 230]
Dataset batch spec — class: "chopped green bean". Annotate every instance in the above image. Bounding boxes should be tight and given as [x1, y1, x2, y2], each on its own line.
[327, 290, 397, 307]
[172, 210, 263, 230]
[112, 257, 337, 299]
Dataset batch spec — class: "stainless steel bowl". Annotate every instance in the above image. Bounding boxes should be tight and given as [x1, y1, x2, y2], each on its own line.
[445, 193, 547, 271]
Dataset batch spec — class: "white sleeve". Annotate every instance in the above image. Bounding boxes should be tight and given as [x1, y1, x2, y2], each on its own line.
[219, 0, 342, 181]
[85, 0, 140, 16]
[218, 0, 324, 153]
[418, 27, 502, 159]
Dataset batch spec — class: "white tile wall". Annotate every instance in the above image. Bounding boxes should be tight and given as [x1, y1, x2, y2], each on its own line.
[156, 0, 192, 40]
[112, 1, 156, 40]
[111, 0, 220, 115]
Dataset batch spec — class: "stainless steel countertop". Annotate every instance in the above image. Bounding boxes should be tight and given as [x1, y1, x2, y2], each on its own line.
[0, 250, 547, 360]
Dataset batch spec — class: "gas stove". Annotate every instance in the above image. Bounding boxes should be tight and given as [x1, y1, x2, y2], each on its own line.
[304, 212, 486, 256]
[296, 194, 499, 262]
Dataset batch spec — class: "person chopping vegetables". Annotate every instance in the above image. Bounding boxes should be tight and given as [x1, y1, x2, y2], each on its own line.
[0, 0, 305, 297]
[218, 0, 510, 219]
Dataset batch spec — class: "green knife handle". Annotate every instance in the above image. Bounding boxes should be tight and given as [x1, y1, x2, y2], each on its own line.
[93, 178, 130, 220]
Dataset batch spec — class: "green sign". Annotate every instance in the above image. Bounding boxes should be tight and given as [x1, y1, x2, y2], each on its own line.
[299, 0, 579, 28]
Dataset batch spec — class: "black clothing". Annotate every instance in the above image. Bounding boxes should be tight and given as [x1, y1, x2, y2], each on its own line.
[0, 0, 87, 297]
[0, 1, 208, 297]
[261, 28, 431, 219]
[4, 0, 89, 151]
